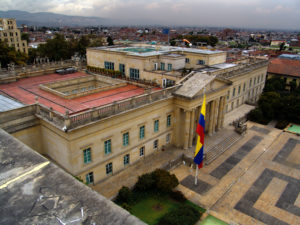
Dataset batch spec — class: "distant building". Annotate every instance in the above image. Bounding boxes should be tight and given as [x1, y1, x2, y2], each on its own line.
[0, 18, 28, 54]
[267, 54, 300, 89]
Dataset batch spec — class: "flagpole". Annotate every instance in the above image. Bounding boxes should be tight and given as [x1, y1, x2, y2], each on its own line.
[195, 86, 206, 186]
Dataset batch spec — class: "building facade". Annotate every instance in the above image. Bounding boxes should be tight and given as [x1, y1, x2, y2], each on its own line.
[0, 18, 28, 54]
[0, 46, 268, 184]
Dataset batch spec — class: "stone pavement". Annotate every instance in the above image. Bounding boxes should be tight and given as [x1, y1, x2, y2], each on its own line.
[173, 121, 300, 225]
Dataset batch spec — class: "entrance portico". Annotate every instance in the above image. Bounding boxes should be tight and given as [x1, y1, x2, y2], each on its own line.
[173, 72, 231, 149]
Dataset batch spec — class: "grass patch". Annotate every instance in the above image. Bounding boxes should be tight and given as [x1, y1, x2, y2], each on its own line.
[199, 215, 228, 225]
[129, 194, 204, 225]
[130, 195, 177, 225]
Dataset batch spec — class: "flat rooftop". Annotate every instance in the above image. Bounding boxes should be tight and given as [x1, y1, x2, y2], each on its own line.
[0, 128, 145, 225]
[0, 72, 148, 114]
[91, 46, 224, 57]
[0, 95, 23, 112]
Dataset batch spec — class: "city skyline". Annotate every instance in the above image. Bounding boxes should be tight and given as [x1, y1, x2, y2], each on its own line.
[1, 0, 300, 30]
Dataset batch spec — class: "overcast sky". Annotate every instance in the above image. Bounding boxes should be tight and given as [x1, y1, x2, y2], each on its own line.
[1, 0, 300, 29]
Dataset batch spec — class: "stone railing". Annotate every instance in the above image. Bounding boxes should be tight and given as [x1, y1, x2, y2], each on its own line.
[33, 85, 180, 131]
[0, 60, 87, 84]
[209, 59, 269, 79]
[66, 85, 179, 130]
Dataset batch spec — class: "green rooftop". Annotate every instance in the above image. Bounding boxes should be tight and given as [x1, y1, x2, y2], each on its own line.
[122, 47, 157, 53]
[287, 124, 300, 134]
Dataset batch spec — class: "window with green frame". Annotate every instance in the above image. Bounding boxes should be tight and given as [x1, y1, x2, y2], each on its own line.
[123, 132, 129, 146]
[238, 85, 241, 94]
[86, 172, 94, 184]
[104, 139, 111, 155]
[119, 64, 125, 76]
[232, 88, 236, 97]
[104, 61, 114, 70]
[139, 125, 145, 139]
[124, 154, 130, 165]
[167, 63, 172, 71]
[160, 62, 165, 70]
[154, 120, 159, 132]
[83, 148, 91, 164]
[129, 68, 139, 80]
[243, 83, 246, 92]
[106, 162, 113, 175]
[167, 115, 171, 127]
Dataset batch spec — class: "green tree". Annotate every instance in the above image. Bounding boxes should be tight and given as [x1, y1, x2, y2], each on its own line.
[0, 40, 28, 67]
[107, 36, 114, 46]
[37, 34, 73, 61]
[21, 33, 30, 43]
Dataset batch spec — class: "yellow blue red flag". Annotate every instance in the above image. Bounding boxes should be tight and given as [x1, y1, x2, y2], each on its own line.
[194, 95, 206, 168]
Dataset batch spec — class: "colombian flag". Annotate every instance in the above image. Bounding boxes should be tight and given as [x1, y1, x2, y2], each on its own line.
[194, 95, 206, 169]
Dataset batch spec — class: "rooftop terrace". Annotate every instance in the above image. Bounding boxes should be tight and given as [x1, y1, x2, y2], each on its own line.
[0, 72, 149, 114]
[91, 45, 224, 57]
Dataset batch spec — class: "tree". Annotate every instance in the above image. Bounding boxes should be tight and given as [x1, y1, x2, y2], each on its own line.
[107, 36, 114, 46]
[21, 33, 30, 43]
[0, 40, 28, 67]
[37, 34, 73, 61]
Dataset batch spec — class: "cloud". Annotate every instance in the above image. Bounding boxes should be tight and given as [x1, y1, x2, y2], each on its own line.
[1, 0, 300, 29]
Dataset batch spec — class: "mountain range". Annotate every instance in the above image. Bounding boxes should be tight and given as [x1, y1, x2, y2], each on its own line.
[0, 10, 115, 27]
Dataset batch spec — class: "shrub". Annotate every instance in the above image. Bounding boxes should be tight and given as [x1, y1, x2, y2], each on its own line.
[116, 186, 132, 204]
[134, 173, 155, 192]
[275, 120, 289, 129]
[157, 205, 201, 225]
[121, 203, 131, 211]
[152, 169, 179, 193]
[170, 190, 186, 202]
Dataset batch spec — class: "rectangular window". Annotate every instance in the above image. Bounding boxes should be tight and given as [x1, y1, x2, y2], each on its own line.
[243, 83, 246, 92]
[198, 60, 205, 65]
[231, 102, 234, 109]
[160, 62, 165, 70]
[227, 90, 230, 100]
[166, 134, 170, 144]
[154, 139, 158, 149]
[123, 132, 129, 146]
[104, 61, 114, 70]
[86, 172, 94, 184]
[124, 154, 130, 165]
[83, 148, 91, 164]
[129, 68, 139, 80]
[232, 88, 236, 97]
[249, 78, 252, 87]
[119, 64, 125, 76]
[154, 120, 159, 132]
[106, 162, 113, 175]
[140, 146, 145, 156]
[238, 85, 241, 94]
[167, 115, 171, 127]
[167, 64, 172, 71]
[139, 125, 145, 139]
[104, 139, 111, 155]
[254, 77, 256, 85]
[185, 58, 190, 63]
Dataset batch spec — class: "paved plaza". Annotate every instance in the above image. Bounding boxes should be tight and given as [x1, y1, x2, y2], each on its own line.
[174, 122, 300, 225]
[93, 121, 300, 225]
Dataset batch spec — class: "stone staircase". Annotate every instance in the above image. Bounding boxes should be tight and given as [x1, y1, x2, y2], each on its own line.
[204, 132, 242, 165]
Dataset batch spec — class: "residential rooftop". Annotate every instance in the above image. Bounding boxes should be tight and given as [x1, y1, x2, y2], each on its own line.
[268, 57, 300, 78]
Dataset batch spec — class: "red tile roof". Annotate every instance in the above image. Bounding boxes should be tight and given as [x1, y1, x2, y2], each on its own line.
[0, 72, 148, 114]
[267, 58, 300, 78]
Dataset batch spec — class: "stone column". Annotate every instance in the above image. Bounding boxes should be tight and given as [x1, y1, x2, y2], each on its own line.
[208, 100, 215, 136]
[213, 99, 219, 133]
[217, 97, 224, 131]
[174, 107, 181, 148]
[220, 96, 227, 128]
[183, 110, 191, 150]
[188, 109, 195, 148]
